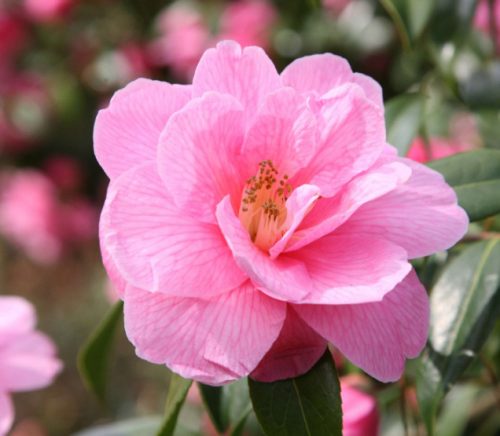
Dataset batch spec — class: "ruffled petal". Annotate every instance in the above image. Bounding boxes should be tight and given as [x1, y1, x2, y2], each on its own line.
[296, 270, 429, 382]
[216, 196, 312, 303]
[336, 158, 469, 258]
[94, 78, 191, 180]
[100, 163, 246, 298]
[241, 87, 318, 179]
[286, 160, 411, 252]
[281, 53, 352, 96]
[124, 282, 286, 385]
[158, 92, 245, 224]
[294, 84, 386, 197]
[0, 296, 35, 335]
[250, 306, 327, 382]
[193, 40, 281, 115]
[0, 393, 13, 436]
[290, 234, 411, 304]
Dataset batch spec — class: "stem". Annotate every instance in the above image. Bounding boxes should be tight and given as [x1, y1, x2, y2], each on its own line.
[380, 0, 411, 51]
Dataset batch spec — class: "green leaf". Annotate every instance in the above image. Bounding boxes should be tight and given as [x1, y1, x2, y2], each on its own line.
[427, 149, 500, 221]
[77, 301, 123, 402]
[385, 93, 425, 156]
[248, 351, 342, 436]
[460, 62, 500, 110]
[416, 240, 500, 434]
[198, 379, 252, 435]
[430, 0, 478, 43]
[157, 374, 193, 436]
[407, 0, 435, 38]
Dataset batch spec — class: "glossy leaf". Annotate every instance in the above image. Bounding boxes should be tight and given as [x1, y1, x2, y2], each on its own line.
[157, 374, 192, 436]
[385, 93, 424, 156]
[248, 351, 342, 436]
[198, 379, 252, 435]
[427, 149, 500, 221]
[77, 301, 123, 402]
[416, 240, 500, 434]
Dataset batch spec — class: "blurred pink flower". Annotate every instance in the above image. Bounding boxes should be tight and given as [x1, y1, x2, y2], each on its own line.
[218, 0, 277, 50]
[95, 41, 467, 385]
[0, 170, 62, 264]
[407, 113, 479, 163]
[148, 2, 211, 80]
[474, 0, 500, 51]
[0, 296, 62, 435]
[341, 380, 379, 436]
[323, 0, 351, 15]
[0, 12, 27, 66]
[23, 0, 73, 22]
[43, 156, 84, 193]
[0, 169, 98, 264]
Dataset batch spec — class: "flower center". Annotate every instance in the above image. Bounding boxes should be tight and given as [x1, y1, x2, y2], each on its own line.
[239, 160, 292, 251]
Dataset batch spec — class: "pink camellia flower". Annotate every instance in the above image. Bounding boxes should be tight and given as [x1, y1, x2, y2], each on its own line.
[341, 381, 379, 436]
[218, 0, 276, 51]
[0, 296, 62, 435]
[95, 41, 468, 385]
[474, 0, 500, 52]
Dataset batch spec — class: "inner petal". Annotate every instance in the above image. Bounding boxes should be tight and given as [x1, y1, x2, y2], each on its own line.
[239, 160, 293, 251]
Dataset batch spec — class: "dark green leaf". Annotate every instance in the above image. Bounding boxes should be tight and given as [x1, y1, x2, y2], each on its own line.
[198, 379, 252, 435]
[430, 0, 478, 43]
[385, 93, 425, 156]
[248, 351, 342, 436]
[77, 301, 123, 402]
[157, 374, 192, 436]
[427, 149, 500, 221]
[416, 240, 500, 434]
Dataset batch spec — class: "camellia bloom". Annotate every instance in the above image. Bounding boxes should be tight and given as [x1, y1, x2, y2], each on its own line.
[0, 296, 62, 435]
[95, 41, 468, 385]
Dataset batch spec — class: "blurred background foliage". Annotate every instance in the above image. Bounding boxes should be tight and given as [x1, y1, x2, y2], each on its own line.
[1, 0, 499, 434]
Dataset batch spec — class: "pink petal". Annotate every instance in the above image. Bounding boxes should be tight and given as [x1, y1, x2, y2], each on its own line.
[336, 157, 469, 258]
[286, 160, 411, 252]
[341, 382, 379, 436]
[123, 282, 286, 385]
[281, 53, 353, 96]
[296, 270, 429, 382]
[0, 296, 35, 334]
[0, 393, 13, 436]
[294, 84, 385, 197]
[100, 163, 246, 298]
[158, 92, 245, 224]
[216, 196, 312, 303]
[250, 306, 327, 382]
[290, 234, 411, 304]
[269, 184, 321, 259]
[0, 331, 62, 392]
[192, 40, 281, 116]
[352, 72, 383, 108]
[94, 78, 191, 180]
[241, 87, 318, 179]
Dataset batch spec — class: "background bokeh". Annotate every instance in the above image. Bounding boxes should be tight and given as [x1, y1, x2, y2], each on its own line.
[1, 0, 499, 434]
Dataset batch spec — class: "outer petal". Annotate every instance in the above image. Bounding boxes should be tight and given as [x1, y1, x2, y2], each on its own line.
[290, 234, 411, 304]
[241, 87, 318, 179]
[94, 79, 191, 180]
[0, 331, 62, 392]
[286, 161, 411, 252]
[294, 84, 385, 197]
[0, 296, 34, 334]
[158, 92, 245, 224]
[216, 196, 312, 303]
[296, 270, 429, 382]
[124, 282, 286, 385]
[0, 393, 13, 436]
[193, 40, 281, 115]
[281, 53, 353, 96]
[100, 163, 246, 298]
[250, 306, 327, 382]
[336, 158, 469, 258]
